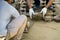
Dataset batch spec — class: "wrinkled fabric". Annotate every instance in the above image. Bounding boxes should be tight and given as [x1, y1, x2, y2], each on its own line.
[7, 15, 27, 39]
[0, 0, 4, 2]
[0, 1, 20, 36]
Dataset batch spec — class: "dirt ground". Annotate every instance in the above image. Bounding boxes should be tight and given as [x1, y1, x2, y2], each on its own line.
[22, 20, 60, 40]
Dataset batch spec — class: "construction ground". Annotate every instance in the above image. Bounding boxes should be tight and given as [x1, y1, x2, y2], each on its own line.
[21, 0, 60, 40]
[21, 1, 60, 39]
[22, 19, 60, 40]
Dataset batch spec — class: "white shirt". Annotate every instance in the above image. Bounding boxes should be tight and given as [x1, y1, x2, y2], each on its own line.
[0, 1, 20, 36]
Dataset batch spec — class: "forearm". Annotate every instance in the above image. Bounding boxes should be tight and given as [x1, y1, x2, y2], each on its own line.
[46, 0, 54, 8]
[27, 0, 32, 9]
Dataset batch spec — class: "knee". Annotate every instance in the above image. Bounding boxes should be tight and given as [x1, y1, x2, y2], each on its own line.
[20, 15, 27, 21]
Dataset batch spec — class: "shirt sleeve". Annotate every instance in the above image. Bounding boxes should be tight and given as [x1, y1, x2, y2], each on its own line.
[11, 6, 20, 18]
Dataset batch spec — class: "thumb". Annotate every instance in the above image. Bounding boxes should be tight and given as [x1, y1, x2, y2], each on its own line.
[40, 10, 43, 14]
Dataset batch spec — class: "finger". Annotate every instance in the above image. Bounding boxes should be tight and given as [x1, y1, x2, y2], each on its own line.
[43, 12, 46, 18]
[43, 13, 45, 18]
[32, 11, 35, 15]
[40, 10, 43, 14]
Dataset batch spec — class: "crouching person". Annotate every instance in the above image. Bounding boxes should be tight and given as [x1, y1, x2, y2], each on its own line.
[0, 0, 27, 40]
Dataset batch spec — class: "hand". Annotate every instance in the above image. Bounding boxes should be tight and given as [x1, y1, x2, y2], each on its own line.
[29, 8, 35, 19]
[40, 7, 47, 17]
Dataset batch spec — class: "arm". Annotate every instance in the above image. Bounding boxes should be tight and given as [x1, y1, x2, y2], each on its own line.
[26, 0, 35, 19]
[11, 6, 20, 18]
[40, 0, 54, 17]
[12, 9, 20, 18]
[46, 0, 54, 8]
[20, 0, 23, 4]
[27, 0, 32, 9]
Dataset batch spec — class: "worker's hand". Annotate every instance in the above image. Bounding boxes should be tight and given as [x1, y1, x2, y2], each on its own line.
[29, 8, 35, 19]
[40, 7, 47, 17]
